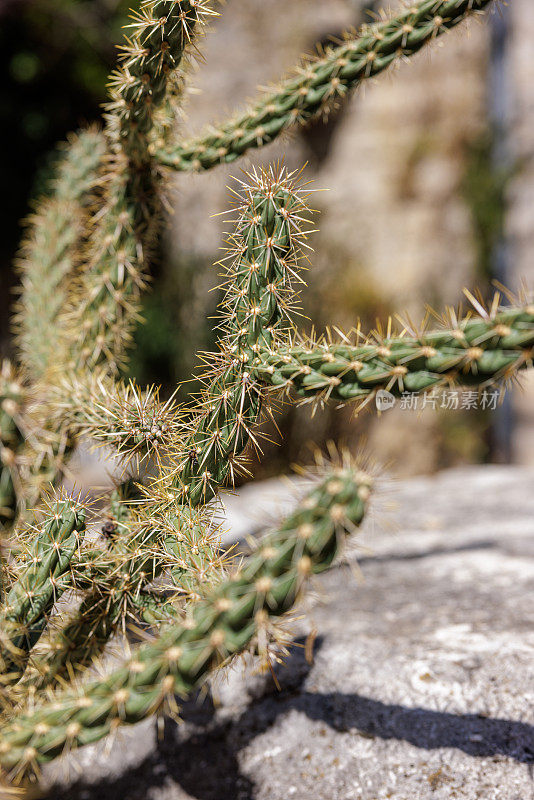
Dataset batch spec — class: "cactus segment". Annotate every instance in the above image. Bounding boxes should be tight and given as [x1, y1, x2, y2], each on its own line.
[252, 306, 534, 405]
[14, 129, 106, 380]
[0, 499, 86, 679]
[0, 364, 27, 530]
[64, 1, 214, 374]
[173, 165, 312, 506]
[107, 0, 216, 164]
[156, 0, 494, 172]
[0, 466, 371, 775]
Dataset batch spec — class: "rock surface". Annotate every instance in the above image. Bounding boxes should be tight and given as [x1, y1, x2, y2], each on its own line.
[42, 465, 534, 800]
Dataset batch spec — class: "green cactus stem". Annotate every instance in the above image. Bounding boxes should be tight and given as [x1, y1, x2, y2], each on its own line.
[173, 165, 312, 506]
[0, 364, 27, 530]
[0, 464, 371, 776]
[0, 498, 86, 680]
[252, 305, 534, 405]
[156, 0, 494, 172]
[107, 0, 216, 166]
[64, 1, 213, 374]
[14, 129, 106, 381]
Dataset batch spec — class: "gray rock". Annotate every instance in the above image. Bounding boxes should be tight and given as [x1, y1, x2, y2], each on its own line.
[41, 466, 534, 800]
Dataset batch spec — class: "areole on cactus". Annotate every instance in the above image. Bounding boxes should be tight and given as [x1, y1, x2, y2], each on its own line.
[0, 0, 524, 788]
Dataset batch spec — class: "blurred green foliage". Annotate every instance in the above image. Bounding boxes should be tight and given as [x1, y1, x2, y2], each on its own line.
[461, 130, 512, 281]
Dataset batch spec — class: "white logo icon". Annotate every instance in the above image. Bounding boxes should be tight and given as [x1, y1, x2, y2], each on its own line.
[375, 389, 395, 412]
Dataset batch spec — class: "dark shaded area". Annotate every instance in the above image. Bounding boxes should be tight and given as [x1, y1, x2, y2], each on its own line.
[0, 0, 128, 355]
[44, 635, 533, 800]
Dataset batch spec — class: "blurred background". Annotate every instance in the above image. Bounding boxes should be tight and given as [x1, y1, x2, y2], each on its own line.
[1, 0, 533, 480]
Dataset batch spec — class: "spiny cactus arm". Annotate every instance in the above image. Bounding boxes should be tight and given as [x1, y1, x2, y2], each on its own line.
[156, 0, 495, 172]
[252, 305, 534, 405]
[14, 129, 106, 380]
[63, 1, 214, 374]
[107, 0, 216, 166]
[22, 499, 224, 690]
[60, 162, 148, 373]
[0, 499, 86, 680]
[0, 464, 372, 775]
[172, 165, 312, 506]
[47, 371, 183, 467]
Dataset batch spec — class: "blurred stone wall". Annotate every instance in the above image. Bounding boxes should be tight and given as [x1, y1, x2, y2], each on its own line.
[166, 1, 528, 477]
[508, 0, 534, 465]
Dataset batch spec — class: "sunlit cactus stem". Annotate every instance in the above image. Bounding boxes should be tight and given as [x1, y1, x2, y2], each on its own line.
[156, 0, 494, 172]
[253, 306, 534, 405]
[176, 166, 312, 506]
[0, 466, 371, 775]
[66, 1, 215, 374]
[0, 363, 26, 530]
[0, 499, 85, 680]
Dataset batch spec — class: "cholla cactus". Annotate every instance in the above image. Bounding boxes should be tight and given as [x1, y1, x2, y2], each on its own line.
[0, 0, 528, 788]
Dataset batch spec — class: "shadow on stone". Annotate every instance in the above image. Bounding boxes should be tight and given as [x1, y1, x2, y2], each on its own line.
[357, 539, 497, 565]
[296, 692, 534, 763]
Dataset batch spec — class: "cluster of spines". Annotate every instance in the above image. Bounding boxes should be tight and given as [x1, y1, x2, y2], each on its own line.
[0, 465, 371, 777]
[156, 0, 494, 172]
[252, 304, 534, 406]
[47, 370, 184, 467]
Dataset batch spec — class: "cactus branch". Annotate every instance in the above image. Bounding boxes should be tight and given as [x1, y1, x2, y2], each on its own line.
[172, 165, 312, 505]
[107, 0, 216, 166]
[156, 0, 494, 172]
[252, 305, 534, 406]
[0, 465, 371, 776]
[0, 498, 86, 681]
[14, 129, 106, 380]
[0, 364, 26, 530]
[63, 1, 214, 373]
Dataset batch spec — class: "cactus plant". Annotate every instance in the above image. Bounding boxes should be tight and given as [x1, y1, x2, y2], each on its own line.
[0, 496, 86, 682]
[0, 0, 526, 788]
